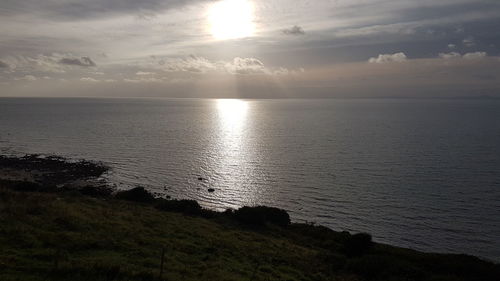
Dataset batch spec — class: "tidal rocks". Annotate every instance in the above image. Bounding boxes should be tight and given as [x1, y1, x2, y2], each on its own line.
[0, 154, 108, 186]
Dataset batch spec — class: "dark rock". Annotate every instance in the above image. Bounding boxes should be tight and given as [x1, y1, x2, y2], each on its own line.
[207, 188, 215, 192]
[0, 154, 108, 186]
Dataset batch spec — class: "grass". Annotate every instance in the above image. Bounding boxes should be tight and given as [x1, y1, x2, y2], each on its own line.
[0, 185, 499, 281]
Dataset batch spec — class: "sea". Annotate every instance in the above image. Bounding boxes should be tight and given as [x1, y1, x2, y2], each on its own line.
[0, 97, 499, 261]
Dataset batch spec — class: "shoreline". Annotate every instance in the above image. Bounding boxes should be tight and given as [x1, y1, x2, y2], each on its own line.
[1, 153, 499, 280]
[0, 153, 498, 263]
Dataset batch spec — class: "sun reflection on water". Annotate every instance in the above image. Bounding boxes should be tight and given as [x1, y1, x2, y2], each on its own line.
[216, 99, 248, 130]
[206, 99, 258, 209]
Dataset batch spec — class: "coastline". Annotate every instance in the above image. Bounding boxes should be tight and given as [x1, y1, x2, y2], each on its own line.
[0, 154, 499, 280]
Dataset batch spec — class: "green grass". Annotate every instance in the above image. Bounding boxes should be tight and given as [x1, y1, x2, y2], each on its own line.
[0, 187, 498, 281]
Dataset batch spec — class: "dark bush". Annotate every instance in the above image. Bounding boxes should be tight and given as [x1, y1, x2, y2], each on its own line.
[115, 187, 155, 203]
[234, 206, 290, 227]
[155, 199, 202, 215]
[342, 233, 373, 257]
[79, 185, 114, 198]
[346, 254, 426, 280]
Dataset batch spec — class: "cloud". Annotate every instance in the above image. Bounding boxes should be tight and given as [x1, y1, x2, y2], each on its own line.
[161, 55, 216, 73]
[156, 55, 291, 75]
[80, 77, 99, 82]
[439, 52, 461, 59]
[0, 60, 8, 68]
[59, 57, 96, 67]
[1, 54, 62, 73]
[463, 52, 487, 60]
[282, 25, 305, 36]
[447, 44, 456, 49]
[225, 57, 267, 74]
[136, 71, 156, 76]
[462, 37, 475, 47]
[0, 0, 210, 20]
[368, 52, 407, 63]
[15, 75, 37, 81]
[0, 53, 98, 74]
[4, 56, 500, 98]
[439, 51, 487, 59]
[124, 77, 164, 83]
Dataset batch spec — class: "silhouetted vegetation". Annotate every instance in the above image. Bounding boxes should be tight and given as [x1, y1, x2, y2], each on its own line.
[115, 186, 155, 203]
[234, 206, 291, 226]
[342, 232, 373, 257]
[1, 184, 499, 281]
[155, 198, 202, 215]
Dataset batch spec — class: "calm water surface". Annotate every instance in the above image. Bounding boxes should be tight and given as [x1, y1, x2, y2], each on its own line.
[1, 98, 499, 261]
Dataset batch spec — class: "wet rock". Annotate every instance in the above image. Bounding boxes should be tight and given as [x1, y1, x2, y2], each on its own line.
[207, 188, 215, 192]
[0, 154, 108, 186]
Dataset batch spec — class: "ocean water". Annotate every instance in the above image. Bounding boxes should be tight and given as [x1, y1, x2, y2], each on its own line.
[0, 97, 499, 261]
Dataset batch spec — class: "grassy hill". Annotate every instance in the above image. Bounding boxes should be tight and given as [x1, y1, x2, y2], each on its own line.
[1, 183, 498, 281]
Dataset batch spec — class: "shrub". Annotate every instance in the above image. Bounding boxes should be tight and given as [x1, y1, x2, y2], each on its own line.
[79, 185, 114, 198]
[342, 233, 373, 257]
[234, 206, 290, 227]
[155, 199, 202, 215]
[115, 187, 155, 203]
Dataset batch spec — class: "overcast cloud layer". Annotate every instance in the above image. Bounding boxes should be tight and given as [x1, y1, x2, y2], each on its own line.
[1, 0, 499, 98]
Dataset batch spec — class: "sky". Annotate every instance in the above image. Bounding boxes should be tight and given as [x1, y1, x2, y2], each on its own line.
[0, 0, 499, 98]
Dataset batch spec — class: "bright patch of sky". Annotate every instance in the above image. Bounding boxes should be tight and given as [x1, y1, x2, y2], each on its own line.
[1, 0, 499, 97]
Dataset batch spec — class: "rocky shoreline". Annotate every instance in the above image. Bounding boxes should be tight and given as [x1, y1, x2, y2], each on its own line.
[0, 154, 109, 187]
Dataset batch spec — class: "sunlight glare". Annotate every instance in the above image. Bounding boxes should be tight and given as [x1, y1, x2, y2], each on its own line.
[208, 0, 255, 40]
[216, 99, 248, 129]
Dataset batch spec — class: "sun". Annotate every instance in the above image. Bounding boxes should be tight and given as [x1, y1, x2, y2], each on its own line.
[208, 0, 255, 40]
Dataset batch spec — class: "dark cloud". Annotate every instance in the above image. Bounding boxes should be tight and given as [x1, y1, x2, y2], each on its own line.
[0, 60, 8, 68]
[0, 0, 209, 20]
[59, 56, 96, 67]
[282, 25, 305, 36]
